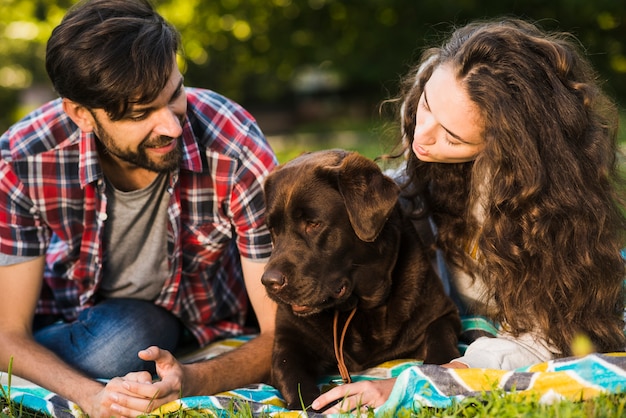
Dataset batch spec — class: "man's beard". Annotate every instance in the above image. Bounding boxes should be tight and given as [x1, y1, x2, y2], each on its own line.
[93, 119, 183, 173]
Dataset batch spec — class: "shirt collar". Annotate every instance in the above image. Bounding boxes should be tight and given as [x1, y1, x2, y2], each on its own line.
[78, 131, 102, 188]
[179, 117, 203, 173]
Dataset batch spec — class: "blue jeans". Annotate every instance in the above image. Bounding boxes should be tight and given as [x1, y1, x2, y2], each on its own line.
[33, 298, 182, 379]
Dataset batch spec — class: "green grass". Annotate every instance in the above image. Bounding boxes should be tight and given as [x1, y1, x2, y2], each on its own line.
[2, 387, 626, 418]
[1, 358, 49, 418]
[145, 393, 626, 417]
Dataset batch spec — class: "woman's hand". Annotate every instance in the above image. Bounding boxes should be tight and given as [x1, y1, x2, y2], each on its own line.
[311, 378, 397, 414]
[311, 361, 468, 414]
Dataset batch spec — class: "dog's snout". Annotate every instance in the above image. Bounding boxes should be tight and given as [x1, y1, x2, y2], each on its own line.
[261, 269, 287, 292]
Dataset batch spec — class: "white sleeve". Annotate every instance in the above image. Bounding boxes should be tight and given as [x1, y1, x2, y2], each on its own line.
[453, 332, 557, 370]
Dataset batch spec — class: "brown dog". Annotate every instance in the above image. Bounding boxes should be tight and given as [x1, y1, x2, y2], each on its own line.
[261, 149, 460, 411]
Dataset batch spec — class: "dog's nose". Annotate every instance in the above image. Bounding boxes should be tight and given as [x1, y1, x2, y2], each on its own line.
[261, 269, 287, 292]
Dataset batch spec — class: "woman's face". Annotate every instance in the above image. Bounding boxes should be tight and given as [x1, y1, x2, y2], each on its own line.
[412, 64, 485, 163]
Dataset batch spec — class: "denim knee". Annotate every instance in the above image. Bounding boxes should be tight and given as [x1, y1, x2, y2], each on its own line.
[34, 298, 182, 378]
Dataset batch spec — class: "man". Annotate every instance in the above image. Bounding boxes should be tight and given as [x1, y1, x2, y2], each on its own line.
[0, 0, 277, 416]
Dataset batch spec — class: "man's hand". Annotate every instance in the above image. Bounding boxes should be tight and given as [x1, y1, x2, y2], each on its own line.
[108, 347, 184, 416]
[111, 257, 277, 416]
[87, 378, 147, 418]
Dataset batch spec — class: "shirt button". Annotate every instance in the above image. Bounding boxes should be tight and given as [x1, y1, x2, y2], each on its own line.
[98, 213, 108, 221]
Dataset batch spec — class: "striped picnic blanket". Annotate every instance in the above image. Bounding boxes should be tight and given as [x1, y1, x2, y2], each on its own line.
[3, 332, 626, 417]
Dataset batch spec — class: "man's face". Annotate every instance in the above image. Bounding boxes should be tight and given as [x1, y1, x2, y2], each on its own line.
[90, 62, 187, 173]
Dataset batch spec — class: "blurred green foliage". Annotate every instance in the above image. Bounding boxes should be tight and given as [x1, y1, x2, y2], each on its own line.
[0, 0, 625, 135]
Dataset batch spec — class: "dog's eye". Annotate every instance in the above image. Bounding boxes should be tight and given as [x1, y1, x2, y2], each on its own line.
[305, 221, 321, 233]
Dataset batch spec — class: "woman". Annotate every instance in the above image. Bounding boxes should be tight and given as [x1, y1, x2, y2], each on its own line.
[312, 18, 626, 413]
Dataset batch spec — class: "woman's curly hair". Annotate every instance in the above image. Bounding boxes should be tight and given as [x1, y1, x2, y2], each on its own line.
[398, 18, 626, 355]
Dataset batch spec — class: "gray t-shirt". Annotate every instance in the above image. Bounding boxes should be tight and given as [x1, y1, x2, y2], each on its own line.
[99, 173, 170, 300]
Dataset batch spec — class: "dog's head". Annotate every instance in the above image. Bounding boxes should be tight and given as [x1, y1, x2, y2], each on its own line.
[261, 149, 401, 316]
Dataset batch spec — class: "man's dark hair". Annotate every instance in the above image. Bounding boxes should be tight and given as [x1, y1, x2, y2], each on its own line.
[46, 0, 181, 120]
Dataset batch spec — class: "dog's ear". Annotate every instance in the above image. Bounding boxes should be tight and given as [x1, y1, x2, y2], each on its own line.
[331, 152, 400, 242]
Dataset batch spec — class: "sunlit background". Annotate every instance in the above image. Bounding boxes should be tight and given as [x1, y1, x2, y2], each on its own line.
[1, 0, 625, 161]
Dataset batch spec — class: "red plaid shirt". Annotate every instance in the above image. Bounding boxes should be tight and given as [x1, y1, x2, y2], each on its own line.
[0, 88, 277, 346]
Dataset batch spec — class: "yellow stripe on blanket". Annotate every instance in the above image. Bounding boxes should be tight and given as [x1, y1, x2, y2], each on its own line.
[524, 371, 602, 401]
[525, 361, 550, 373]
[152, 399, 185, 415]
[454, 368, 508, 391]
[452, 367, 602, 401]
